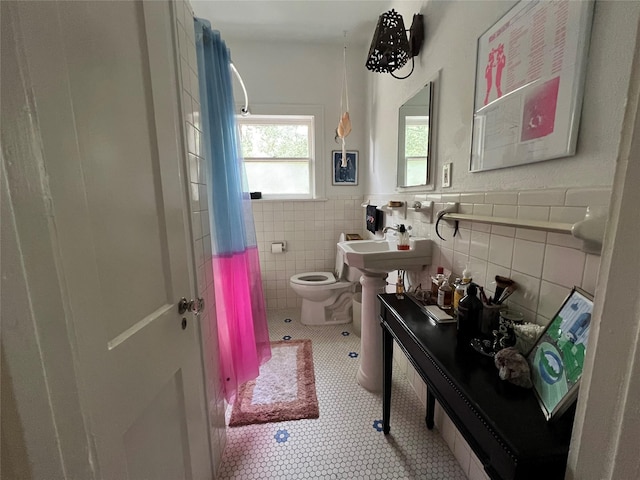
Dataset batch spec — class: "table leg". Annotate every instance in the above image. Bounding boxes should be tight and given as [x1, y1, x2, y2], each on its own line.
[426, 389, 435, 430]
[382, 323, 393, 435]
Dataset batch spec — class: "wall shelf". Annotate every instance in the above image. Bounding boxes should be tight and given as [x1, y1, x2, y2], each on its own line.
[443, 212, 574, 234]
[438, 203, 606, 254]
[380, 202, 407, 219]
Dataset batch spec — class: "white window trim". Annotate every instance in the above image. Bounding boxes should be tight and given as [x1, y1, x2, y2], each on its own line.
[236, 104, 325, 200]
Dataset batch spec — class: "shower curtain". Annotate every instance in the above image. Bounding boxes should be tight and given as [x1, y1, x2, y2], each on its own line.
[194, 18, 271, 403]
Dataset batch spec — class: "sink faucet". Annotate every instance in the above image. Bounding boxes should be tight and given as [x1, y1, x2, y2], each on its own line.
[383, 224, 412, 234]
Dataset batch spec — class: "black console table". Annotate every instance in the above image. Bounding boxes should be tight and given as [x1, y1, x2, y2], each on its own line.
[379, 294, 575, 480]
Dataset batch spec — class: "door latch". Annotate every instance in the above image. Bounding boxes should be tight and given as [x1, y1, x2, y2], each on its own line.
[178, 297, 205, 315]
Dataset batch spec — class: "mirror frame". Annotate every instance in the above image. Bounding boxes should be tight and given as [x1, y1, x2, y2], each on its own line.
[397, 78, 437, 190]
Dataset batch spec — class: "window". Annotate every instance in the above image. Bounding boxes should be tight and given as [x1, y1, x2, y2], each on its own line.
[238, 115, 315, 199]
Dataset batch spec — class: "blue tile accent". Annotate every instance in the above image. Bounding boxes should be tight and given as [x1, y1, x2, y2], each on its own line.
[372, 420, 384, 432]
[284, 318, 292, 323]
[348, 352, 358, 358]
[283, 335, 292, 341]
[274, 429, 290, 443]
[341, 331, 350, 336]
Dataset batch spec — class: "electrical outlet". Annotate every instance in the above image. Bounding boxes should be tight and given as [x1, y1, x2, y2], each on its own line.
[442, 163, 452, 188]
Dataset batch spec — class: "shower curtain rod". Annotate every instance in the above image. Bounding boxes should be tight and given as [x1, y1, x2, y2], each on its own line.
[230, 63, 250, 116]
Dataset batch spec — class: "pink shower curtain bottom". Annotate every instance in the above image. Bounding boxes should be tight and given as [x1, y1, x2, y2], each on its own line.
[212, 246, 271, 403]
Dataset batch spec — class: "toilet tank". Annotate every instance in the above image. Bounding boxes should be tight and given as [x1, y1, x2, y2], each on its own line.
[342, 263, 362, 282]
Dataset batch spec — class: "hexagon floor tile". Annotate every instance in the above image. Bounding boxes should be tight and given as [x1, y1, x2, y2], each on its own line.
[216, 309, 467, 480]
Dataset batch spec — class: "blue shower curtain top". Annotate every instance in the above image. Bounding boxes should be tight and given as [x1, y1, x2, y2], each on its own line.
[194, 18, 256, 255]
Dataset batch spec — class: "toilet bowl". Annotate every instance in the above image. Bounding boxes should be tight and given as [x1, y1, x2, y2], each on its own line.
[290, 233, 361, 325]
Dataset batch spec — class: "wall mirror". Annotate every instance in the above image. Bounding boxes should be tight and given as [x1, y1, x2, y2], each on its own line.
[397, 81, 434, 188]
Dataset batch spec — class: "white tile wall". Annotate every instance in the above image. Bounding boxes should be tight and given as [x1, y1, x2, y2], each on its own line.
[374, 186, 610, 479]
[252, 197, 364, 309]
[174, 1, 226, 475]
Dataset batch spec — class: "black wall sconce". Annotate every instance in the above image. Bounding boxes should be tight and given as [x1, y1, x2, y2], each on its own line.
[365, 10, 424, 79]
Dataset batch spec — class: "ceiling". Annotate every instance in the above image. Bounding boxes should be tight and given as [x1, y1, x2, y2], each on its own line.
[190, 0, 392, 45]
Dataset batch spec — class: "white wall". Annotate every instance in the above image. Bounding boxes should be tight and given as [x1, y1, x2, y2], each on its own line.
[367, 0, 639, 195]
[227, 39, 368, 198]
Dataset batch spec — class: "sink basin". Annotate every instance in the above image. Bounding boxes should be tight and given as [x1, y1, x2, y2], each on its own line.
[338, 237, 432, 274]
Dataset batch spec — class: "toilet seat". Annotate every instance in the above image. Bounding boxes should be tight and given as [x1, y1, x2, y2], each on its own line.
[290, 233, 349, 287]
[290, 272, 336, 286]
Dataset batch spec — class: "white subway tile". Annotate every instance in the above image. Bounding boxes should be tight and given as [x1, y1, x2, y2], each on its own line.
[473, 203, 493, 216]
[441, 414, 456, 451]
[472, 204, 493, 232]
[189, 183, 200, 212]
[441, 193, 461, 203]
[453, 228, 471, 254]
[550, 206, 587, 224]
[508, 271, 541, 313]
[192, 211, 202, 240]
[517, 205, 550, 221]
[194, 237, 204, 267]
[538, 281, 571, 320]
[470, 231, 490, 262]
[452, 252, 470, 278]
[485, 263, 511, 299]
[512, 239, 545, 277]
[459, 203, 474, 214]
[485, 191, 517, 205]
[201, 213, 210, 237]
[515, 228, 547, 243]
[440, 246, 454, 273]
[467, 258, 488, 288]
[565, 187, 611, 207]
[488, 235, 514, 268]
[469, 453, 491, 480]
[518, 189, 566, 206]
[543, 245, 585, 288]
[546, 231, 583, 249]
[491, 225, 516, 237]
[460, 193, 485, 203]
[493, 204, 517, 218]
[453, 431, 471, 474]
[582, 254, 601, 295]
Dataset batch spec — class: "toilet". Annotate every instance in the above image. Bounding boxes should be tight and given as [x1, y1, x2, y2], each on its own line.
[290, 233, 361, 325]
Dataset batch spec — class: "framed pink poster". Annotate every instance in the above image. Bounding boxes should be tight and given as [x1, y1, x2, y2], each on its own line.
[470, 0, 594, 172]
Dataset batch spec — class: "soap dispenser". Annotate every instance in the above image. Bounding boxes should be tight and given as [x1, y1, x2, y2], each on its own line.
[397, 224, 410, 250]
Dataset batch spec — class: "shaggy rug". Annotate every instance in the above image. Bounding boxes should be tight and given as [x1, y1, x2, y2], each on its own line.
[228, 339, 319, 427]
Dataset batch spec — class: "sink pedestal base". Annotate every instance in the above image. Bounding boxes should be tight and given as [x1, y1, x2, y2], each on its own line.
[356, 273, 387, 392]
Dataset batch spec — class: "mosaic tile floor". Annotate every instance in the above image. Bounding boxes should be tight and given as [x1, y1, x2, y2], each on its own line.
[216, 309, 467, 480]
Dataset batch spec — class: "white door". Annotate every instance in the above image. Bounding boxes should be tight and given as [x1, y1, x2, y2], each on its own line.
[10, 1, 212, 479]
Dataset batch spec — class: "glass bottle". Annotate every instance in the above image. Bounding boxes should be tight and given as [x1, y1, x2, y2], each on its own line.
[437, 275, 453, 311]
[396, 224, 410, 250]
[453, 278, 465, 313]
[431, 266, 445, 297]
[457, 283, 483, 343]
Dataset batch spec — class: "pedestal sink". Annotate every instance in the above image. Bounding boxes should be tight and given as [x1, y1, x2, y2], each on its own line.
[338, 238, 432, 392]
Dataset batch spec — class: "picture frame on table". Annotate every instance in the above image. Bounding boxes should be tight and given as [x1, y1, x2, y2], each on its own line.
[527, 287, 594, 421]
[332, 150, 358, 185]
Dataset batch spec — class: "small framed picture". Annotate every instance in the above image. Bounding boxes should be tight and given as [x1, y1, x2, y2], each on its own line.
[442, 162, 452, 188]
[527, 287, 594, 421]
[332, 150, 358, 185]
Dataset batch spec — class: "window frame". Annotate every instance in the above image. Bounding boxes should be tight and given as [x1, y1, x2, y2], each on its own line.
[236, 105, 325, 200]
